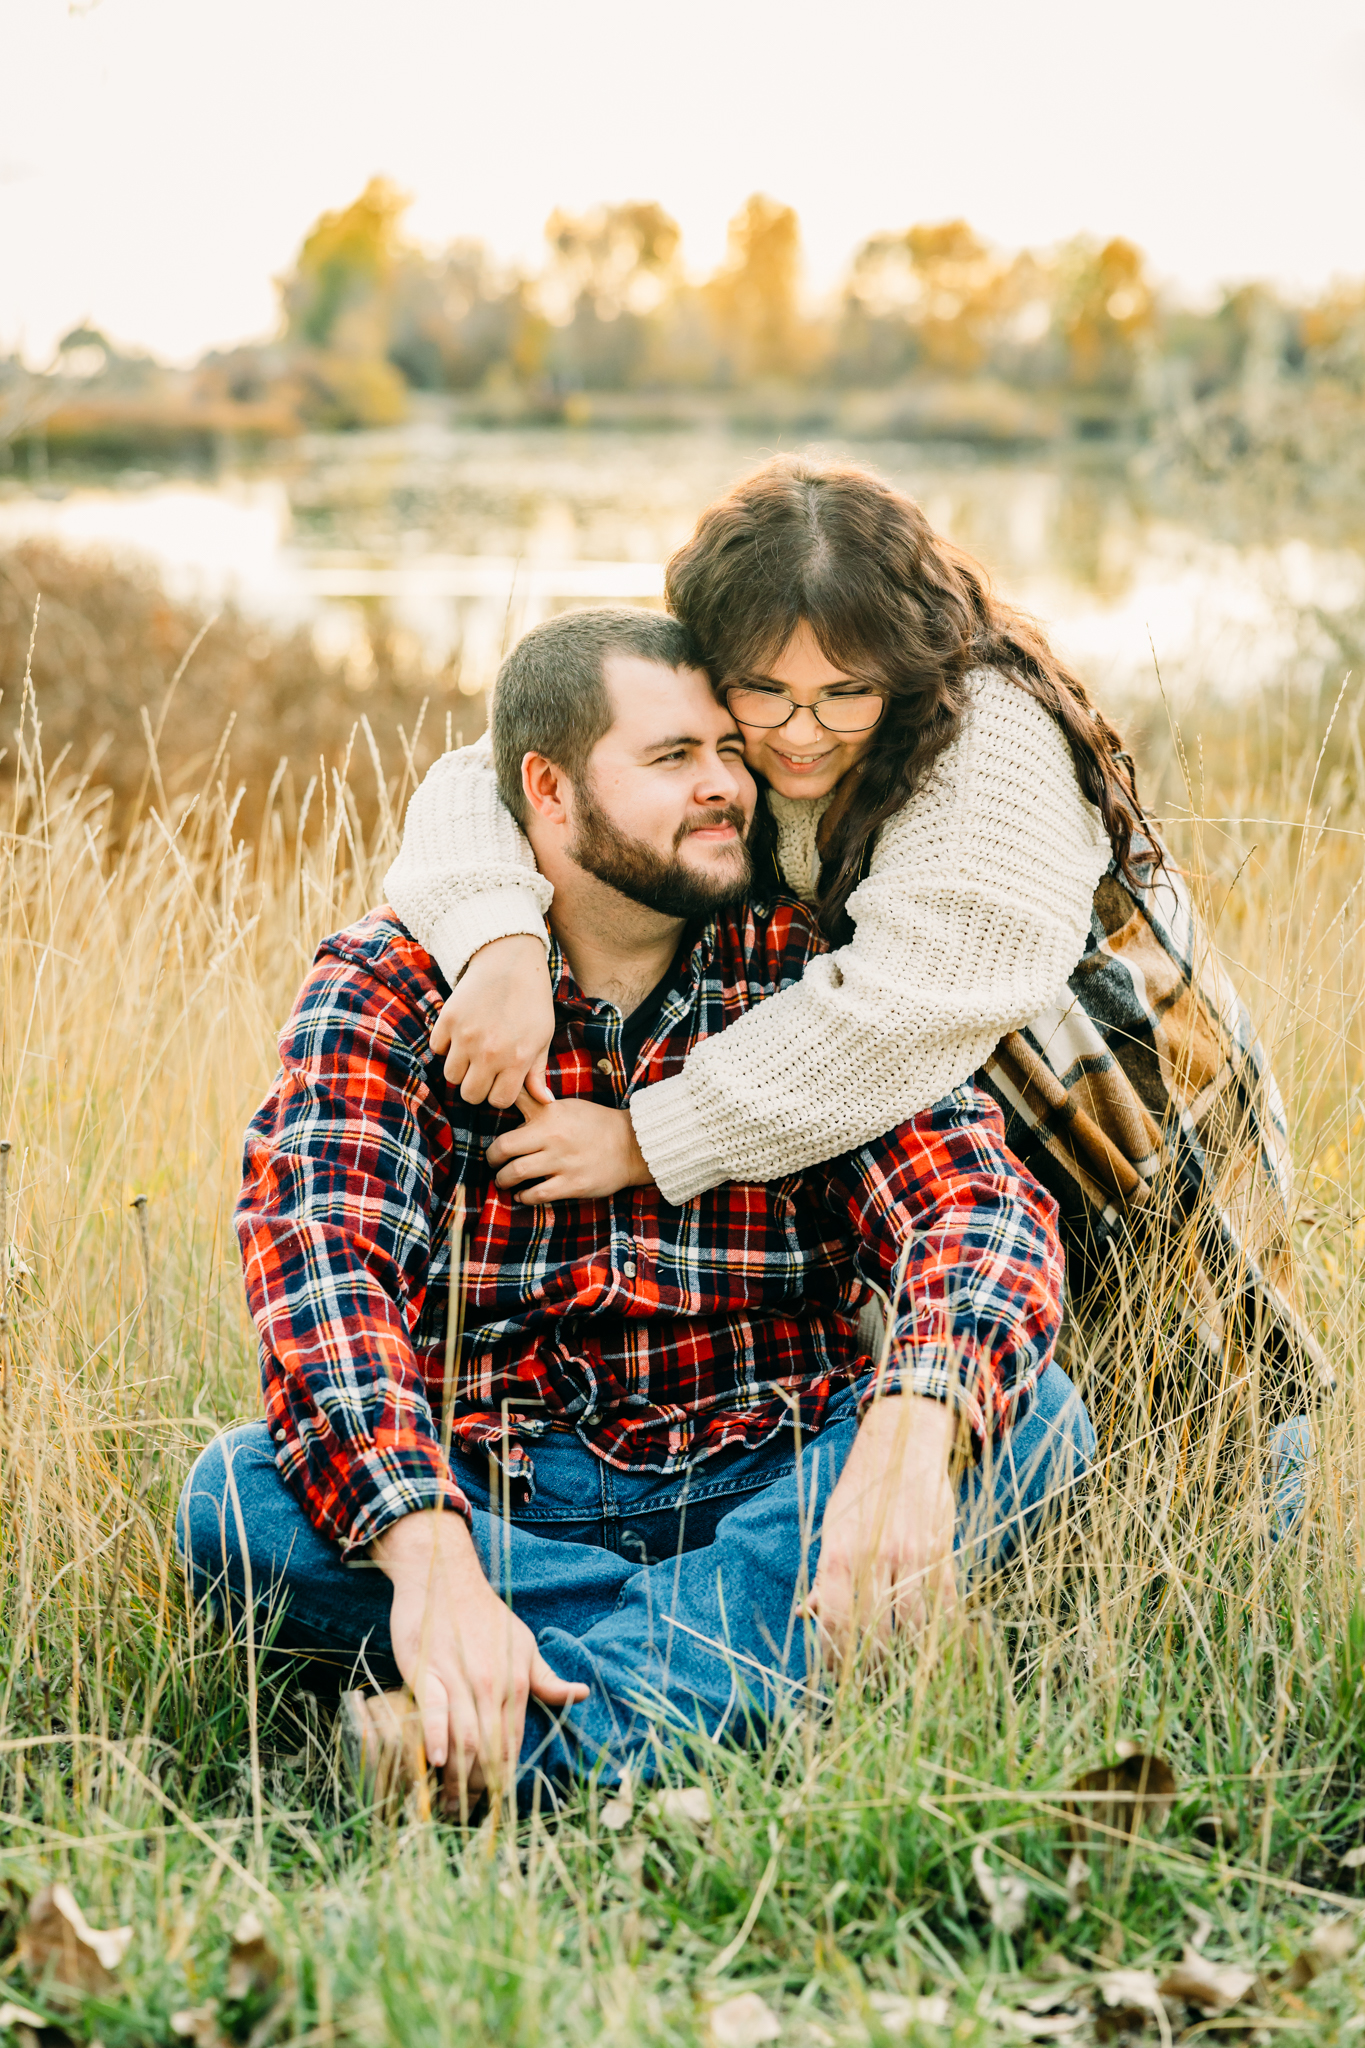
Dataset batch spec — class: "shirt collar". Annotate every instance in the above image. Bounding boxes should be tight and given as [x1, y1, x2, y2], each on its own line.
[547, 919, 714, 1017]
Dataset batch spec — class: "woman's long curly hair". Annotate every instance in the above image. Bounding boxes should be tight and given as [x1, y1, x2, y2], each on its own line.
[665, 456, 1148, 940]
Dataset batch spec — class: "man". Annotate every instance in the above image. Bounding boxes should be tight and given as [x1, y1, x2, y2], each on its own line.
[179, 608, 1092, 1809]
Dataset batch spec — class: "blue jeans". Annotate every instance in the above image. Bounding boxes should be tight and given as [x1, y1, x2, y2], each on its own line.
[178, 1365, 1093, 1795]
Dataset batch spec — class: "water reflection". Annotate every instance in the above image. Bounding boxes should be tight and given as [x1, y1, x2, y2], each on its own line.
[1, 425, 1360, 708]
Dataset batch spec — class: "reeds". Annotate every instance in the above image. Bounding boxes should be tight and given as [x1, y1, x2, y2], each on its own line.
[0, 621, 1362, 2040]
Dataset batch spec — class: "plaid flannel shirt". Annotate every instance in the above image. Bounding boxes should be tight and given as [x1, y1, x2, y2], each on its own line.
[237, 897, 1063, 1556]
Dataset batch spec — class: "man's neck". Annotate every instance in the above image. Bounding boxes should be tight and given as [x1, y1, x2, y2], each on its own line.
[548, 873, 684, 1014]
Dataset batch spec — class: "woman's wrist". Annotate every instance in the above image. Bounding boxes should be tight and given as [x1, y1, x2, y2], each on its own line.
[622, 1109, 655, 1188]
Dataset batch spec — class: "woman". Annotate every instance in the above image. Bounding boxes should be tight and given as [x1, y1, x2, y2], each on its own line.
[383, 456, 1130, 1209]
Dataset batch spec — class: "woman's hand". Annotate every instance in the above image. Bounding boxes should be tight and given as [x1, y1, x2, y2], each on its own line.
[487, 1090, 655, 1203]
[431, 935, 555, 1109]
[808, 1393, 958, 1667]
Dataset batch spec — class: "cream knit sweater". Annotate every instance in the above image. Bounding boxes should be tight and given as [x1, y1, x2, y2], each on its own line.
[384, 670, 1112, 1204]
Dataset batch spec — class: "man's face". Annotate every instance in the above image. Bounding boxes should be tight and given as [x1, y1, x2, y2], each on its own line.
[566, 655, 756, 917]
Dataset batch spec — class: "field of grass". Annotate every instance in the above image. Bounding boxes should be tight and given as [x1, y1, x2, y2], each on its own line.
[1, 597, 1364, 2046]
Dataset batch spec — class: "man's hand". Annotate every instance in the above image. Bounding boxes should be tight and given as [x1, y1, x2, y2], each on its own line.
[373, 1507, 588, 1806]
[808, 1394, 958, 1666]
[487, 1090, 654, 1203]
[431, 935, 556, 1108]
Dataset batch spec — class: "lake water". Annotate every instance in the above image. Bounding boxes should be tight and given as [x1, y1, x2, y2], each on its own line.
[2, 421, 1361, 709]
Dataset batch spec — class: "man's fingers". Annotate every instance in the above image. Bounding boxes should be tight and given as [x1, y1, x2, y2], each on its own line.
[512, 1175, 576, 1205]
[418, 1671, 450, 1770]
[524, 1063, 554, 1106]
[486, 1121, 545, 1167]
[529, 1649, 589, 1707]
[494, 1152, 554, 1192]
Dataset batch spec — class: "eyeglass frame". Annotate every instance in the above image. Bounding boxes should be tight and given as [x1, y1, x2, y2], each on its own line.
[722, 682, 887, 735]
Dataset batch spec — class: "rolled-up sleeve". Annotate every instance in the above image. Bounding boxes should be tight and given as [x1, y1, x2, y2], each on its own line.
[816, 1083, 1064, 1443]
[236, 960, 469, 1554]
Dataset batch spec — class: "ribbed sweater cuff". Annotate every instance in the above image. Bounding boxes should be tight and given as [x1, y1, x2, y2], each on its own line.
[423, 888, 551, 989]
[628, 1072, 729, 1206]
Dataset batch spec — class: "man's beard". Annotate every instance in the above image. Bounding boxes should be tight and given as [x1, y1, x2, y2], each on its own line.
[568, 781, 752, 918]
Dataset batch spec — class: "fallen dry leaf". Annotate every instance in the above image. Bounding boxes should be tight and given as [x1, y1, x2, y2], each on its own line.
[600, 1767, 635, 1832]
[0, 2003, 51, 2033]
[1096, 1967, 1166, 2018]
[170, 2004, 231, 2047]
[1064, 1849, 1090, 1922]
[708, 1990, 782, 2047]
[1021, 1984, 1082, 2014]
[1067, 1755, 1176, 1845]
[867, 1991, 951, 2033]
[15, 1884, 134, 1999]
[971, 1845, 1028, 1934]
[224, 1909, 281, 2004]
[1159, 1948, 1257, 2014]
[655, 1785, 713, 1828]
[1284, 1916, 1359, 1988]
[1341, 1846, 1365, 1869]
[993, 2011, 1085, 2039]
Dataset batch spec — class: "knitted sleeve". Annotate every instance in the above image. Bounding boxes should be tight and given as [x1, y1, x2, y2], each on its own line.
[628, 675, 1113, 1203]
[382, 735, 551, 977]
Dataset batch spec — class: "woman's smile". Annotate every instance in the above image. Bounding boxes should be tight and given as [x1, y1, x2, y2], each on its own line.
[728, 621, 882, 801]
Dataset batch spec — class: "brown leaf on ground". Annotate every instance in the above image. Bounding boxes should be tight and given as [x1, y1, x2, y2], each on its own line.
[1064, 1850, 1090, 1921]
[653, 1785, 713, 1828]
[1096, 1967, 1165, 2018]
[707, 1990, 782, 2046]
[224, 1909, 281, 2004]
[971, 1845, 1028, 1933]
[1067, 1755, 1176, 1844]
[1283, 1916, 1359, 1988]
[0, 2002, 53, 2033]
[339, 1688, 426, 1816]
[170, 2004, 231, 2047]
[1158, 1948, 1258, 2013]
[600, 1768, 635, 1832]
[867, 1991, 951, 2033]
[14, 1884, 133, 1999]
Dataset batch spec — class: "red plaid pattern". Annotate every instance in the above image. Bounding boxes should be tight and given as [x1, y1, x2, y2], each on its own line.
[237, 901, 1064, 1554]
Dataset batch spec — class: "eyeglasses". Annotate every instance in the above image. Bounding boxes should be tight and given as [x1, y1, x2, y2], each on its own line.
[724, 684, 886, 735]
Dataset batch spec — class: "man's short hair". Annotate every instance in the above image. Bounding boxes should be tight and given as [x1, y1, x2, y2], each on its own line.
[491, 608, 704, 821]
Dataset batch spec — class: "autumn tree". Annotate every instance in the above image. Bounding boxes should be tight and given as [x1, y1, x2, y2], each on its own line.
[845, 219, 1008, 376]
[1056, 236, 1155, 394]
[537, 202, 683, 389]
[707, 194, 810, 381]
[276, 177, 411, 426]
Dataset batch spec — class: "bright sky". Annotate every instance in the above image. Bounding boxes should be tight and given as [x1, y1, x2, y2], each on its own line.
[4, 0, 1365, 366]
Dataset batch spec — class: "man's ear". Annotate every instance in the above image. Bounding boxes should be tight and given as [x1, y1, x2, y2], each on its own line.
[521, 752, 573, 826]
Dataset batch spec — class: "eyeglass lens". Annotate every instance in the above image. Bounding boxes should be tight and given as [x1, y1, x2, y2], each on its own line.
[726, 687, 884, 734]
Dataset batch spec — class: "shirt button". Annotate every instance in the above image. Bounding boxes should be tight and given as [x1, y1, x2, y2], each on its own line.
[622, 1260, 637, 1279]
[596, 1058, 613, 1076]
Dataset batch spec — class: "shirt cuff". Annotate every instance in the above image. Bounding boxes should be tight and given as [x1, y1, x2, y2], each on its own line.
[628, 1070, 730, 1205]
[424, 888, 551, 989]
[334, 1437, 472, 1558]
[855, 1335, 1006, 1445]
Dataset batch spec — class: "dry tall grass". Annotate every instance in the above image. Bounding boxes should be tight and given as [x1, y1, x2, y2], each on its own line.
[1, 616, 1363, 2043]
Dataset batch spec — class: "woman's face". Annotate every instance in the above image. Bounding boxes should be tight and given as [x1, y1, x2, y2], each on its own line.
[724, 621, 884, 802]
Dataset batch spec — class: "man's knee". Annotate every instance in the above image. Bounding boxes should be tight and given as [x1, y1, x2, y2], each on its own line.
[1023, 1361, 1096, 1482]
[177, 1421, 279, 1595]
